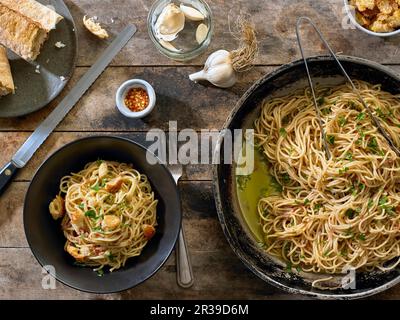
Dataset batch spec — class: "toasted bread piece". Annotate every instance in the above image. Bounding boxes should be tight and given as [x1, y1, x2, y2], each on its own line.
[0, 46, 14, 96]
[0, 0, 63, 31]
[0, 0, 63, 60]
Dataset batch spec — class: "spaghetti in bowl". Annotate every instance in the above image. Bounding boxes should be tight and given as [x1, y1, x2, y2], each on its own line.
[24, 136, 181, 293]
[50, 160, 158, 273]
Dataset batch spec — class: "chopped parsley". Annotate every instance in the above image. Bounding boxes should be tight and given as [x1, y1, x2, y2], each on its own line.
[78, 203, 85, 209]
[327, 135, 335, 145]
[385, 206, 396, 216]
[282, 173, 291, 185]
[344, 228, 353, 237]
[100, 178, 107, 187]
[339, 166, 349, 174]
[356, 125, 365, 138]
[344, 152, 353, 161]
[349, 101, 357, 110]
[303, 199, 310, 205]
[321, 106, 332, 115]
[378, 196, 388, 206]
[84, 210, 97, 219]
[314, 204, 322, 211]
[317, 97, 325, 106]
[345, 209, 357, 219]
[338, 115, 347, 127]
[356, 112, 365, 121]
[368, 199, 374, 208]
[378, 196, 396, 216]
[285, 261, 293, 273]
[358, 233, 366, 241]
[368, 137, 378, 150]
[96, 269, 104, 277]
[375, 108, 388, 120]
[105, 252, 116, 262]
[91, 183, 100, 192]
[279, 128, 287, 137]
[237, 175, 251, 191]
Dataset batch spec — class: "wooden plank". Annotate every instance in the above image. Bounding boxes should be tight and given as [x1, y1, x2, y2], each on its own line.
[0, 132, 212, 182]
[66, 0, 400, 67]
[0, 248, 301, 299]
[0, 181, 219, 248]
[1, 64, 399, 132]
[0, 247, 399, 299]
[0, 66, 274, 132]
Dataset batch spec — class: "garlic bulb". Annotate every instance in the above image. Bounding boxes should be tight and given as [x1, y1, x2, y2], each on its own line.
[189, 17, 258, 89]
[189, 50, 237, 88]
[154, 3, 185, 42]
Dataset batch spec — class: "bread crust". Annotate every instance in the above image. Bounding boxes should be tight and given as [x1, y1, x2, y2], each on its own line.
[0, 0, 63, 61]
[0, 45, 14, 96]
[0, 0, 63, 32]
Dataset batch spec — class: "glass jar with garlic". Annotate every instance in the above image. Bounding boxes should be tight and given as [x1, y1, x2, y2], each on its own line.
[148, 0, 213, 61]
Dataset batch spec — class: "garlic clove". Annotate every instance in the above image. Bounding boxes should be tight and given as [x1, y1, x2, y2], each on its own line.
[160, 40, 180, 52]
[180, 4, 205, 21]
[196, 23, 208, 44]
[155, 3, 185, 41]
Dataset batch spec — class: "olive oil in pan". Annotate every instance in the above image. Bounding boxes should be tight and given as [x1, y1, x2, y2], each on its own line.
[236, 147, 281, 243]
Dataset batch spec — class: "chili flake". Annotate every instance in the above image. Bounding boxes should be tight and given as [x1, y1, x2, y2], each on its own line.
[124, 88, 149, 112]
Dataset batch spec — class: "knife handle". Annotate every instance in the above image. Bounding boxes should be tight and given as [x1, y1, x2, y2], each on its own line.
[0, 162, 18, 195]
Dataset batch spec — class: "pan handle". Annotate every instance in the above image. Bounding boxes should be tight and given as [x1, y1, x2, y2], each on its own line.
[0, 162, 18, 195]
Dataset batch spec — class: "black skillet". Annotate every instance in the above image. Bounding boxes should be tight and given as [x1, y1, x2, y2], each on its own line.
[213, 56, 400, 299]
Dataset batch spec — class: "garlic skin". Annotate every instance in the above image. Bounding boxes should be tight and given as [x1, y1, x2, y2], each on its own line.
[155, 3, 185, 42]
[189, 50, 237, 88]
[159, 40, 180, 52]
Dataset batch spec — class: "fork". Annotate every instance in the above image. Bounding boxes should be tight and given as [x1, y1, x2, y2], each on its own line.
[169, 163, 194, 288]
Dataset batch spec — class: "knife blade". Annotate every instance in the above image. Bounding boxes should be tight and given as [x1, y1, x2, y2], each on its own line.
[0, 24, 137, 195]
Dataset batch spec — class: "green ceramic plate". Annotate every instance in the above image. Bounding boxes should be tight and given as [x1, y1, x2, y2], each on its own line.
[0, 0, 77, 118]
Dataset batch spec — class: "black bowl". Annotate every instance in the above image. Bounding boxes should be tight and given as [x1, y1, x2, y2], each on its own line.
[213, 56, 400, 299]
[24, 136, 181, 293]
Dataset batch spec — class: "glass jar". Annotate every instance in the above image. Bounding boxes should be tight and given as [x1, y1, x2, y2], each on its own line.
[147, 0, 213, 61]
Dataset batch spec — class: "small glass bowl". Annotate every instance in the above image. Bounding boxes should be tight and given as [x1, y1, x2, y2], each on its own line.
[147, 0, 214, 61]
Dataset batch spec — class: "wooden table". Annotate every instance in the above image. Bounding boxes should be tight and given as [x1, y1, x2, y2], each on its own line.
[1, 0, 400, 300]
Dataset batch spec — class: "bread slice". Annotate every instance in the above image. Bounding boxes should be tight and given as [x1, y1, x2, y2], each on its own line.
[0, 0, 63, 61]
[0, 0, 63, 32]
[0, 45, 14, 96]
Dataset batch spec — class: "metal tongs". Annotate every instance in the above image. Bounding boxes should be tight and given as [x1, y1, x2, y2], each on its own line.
[296, 16, 400, 159]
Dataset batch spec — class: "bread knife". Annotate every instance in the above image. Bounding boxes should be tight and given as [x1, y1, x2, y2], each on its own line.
[0, 24, 137, 195]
